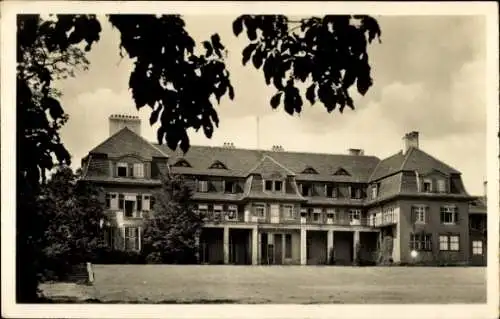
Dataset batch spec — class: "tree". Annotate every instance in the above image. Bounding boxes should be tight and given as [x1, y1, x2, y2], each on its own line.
[16, 13, 380, 300]
[17, 14, 101, 302]
[142, 173, 205, 264]
[36, 166, 106, 280]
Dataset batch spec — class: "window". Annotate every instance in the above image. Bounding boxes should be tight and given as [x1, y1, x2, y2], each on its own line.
[224, 181, 235, 193]
[300, 184, 311, 196]
[423, 179, 433, 192]
[283, 205, 294, 219]
[371, 185, 378, 199]
[105, 227, 115, 248]
[349, 209, 361, 224]
[254, 204, 265, 218]
[302, 167, 318, 174]
[265, 180, 273, 191]
[213, 205, 223, 218]
[440, 206, 458, 225]
[300, 208, 308, 218]
[472, 240, 483, 255]
[124, 227, 140, 251]
[143, 195, 151, 211]
[274, 181, 283, 192]
[350, 186, 362, 199]
[439, 234, 460, 251]
[312, 208, 322, 222]
[173, 159, 191, 167]
[198, 204, 208, 218]
[197, 180, 208, 192]
[437, 179, 446, 193]
[136, 195, 143, 212]
[326, 208, 336, 220]
[227, 205, 238, 219]
[117, 162, 128, 177]
[209, 161, 227, 169]
[150, 196, 156, 210]
[285, 234, 292, 258]
[133, 163, 144, 178]
[412, 205, 426, 224]
[118, 194, 125, 209]
[334, 168, 350, 176]
[410, 233, 432, 251]
[105, 193, 112, 209]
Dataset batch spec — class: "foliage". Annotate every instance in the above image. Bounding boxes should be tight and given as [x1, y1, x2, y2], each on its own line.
[16, 14, 101, 302]
[233, 15, 381, 116]
[142, 173, 205, 264]
[36, 166, 107, 281]
[108, 15, 234, 153]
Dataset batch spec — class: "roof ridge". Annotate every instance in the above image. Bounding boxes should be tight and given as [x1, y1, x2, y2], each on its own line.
[152, 142, 380, 159]
[400, 147, 414, 171]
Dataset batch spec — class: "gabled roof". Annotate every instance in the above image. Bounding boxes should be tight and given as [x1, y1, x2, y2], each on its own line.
[156, 144, 380, 182]
[89, 127, 167, 160]
[333, 167, 351, 176]
[369, 147, 461, 182]
[247, 155, 296, 178]
[302, 166, 318, 174]
[172, 159, 192, 168]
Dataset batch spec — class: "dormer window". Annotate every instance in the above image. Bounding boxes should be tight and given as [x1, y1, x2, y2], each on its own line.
[117, 162, 128, 177]
[224, 181, 236, 193]
[325, 184, 338, 198]
[302, 167, 318, 174]
[423, 179, 433, 192]
[350, 186, 362, 199]
[437, 179, 446, 193]
[173, 159, 191, 168]
[133, 163, 144, 178]
[334, 168, 350, 176]
[197, 180, 208, 193]
[299, 184, 311, 197]
[264, 180, 283, 192]
[209, 161, 227, 169]
[274, 181, 283, 191]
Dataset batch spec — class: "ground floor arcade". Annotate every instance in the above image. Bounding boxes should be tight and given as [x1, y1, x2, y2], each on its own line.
[198, 226, 379, 265]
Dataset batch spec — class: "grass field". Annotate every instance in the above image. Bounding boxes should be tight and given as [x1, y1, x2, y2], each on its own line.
[40, 265, 487, 304]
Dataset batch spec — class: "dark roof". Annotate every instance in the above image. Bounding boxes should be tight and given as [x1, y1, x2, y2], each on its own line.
[369, 147, 461, 182]
[89, 127, 167, 160]
[156, 144, 380, 182]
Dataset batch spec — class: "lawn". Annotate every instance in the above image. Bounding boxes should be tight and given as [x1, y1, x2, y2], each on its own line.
[40, 265, 487, 304]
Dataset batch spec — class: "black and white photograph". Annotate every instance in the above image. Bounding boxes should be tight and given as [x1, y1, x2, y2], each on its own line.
[1, 1, 499, 319]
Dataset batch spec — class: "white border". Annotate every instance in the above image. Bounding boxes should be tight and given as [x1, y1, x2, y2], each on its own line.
[1, 1, 499, 319]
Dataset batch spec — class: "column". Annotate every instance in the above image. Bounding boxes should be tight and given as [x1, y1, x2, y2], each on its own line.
[300, 228, 307, 265]
[223, 226, 230, 265]
[252, 227, 259, 265]
[353, 230, 360, 264]
[327, 230, 334, 264]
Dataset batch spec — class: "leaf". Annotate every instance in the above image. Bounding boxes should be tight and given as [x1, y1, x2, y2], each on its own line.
[157, 127, 166, 144]
[44, 97, 64, 119]
[150, 107, 161, 125]
[342, 68, 356, 89]
[263, 55, 274, 85]
[356, 72, 372, 96]
[210, 33, 224, 51]
[232, 16, 244, 36]
[202, 41, 213, 56]
[306, 83, 316, 105]
[270, 92, 282, 109]
[228, 84, 235, 100]
[242, 43, 257, 66]
[252, 48, 264, 69]
[318, 84, 337, 113]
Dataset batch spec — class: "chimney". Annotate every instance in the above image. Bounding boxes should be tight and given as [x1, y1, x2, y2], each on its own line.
[348, 148, 364, 156]
[223, 142, 235, 149]
[403, 131, 419, 154]
[109, 114, 141, 136]
[483, 181, 487, 198]
[271, 145, 284, 152]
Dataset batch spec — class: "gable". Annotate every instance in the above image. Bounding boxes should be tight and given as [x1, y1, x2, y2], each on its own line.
[402, 148, 460, 175]
[89, 127, 167, 160]
[247, 155, 295, 178]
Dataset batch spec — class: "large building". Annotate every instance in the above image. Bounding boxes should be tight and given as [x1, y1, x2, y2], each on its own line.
[81, 114, 487, 266]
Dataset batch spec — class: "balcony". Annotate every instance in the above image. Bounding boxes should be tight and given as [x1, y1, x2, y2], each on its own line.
[203, 210, 244, 223]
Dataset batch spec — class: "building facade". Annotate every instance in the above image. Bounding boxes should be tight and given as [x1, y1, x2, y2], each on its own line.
[81, 115, 487, 266]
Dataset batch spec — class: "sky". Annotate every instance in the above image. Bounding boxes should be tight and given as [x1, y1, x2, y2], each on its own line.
[55, 15, 487, 195]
